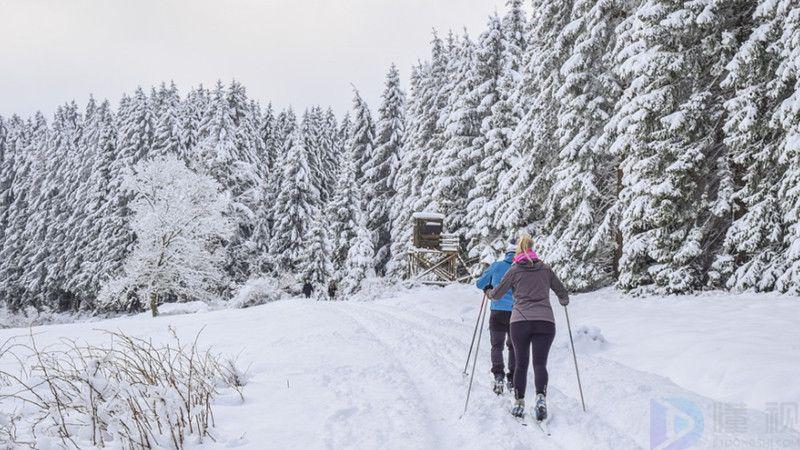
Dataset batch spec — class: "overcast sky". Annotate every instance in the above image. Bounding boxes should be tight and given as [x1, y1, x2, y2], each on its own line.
[0, 0, 519, 118]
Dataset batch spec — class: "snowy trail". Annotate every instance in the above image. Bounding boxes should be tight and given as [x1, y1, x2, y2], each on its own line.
[1, 284, 799, 449]
[338, 299, 639, 450]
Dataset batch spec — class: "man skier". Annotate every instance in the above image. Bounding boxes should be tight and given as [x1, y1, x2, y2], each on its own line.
[302, 281, 313, 299]
[475, 241, 517, 395]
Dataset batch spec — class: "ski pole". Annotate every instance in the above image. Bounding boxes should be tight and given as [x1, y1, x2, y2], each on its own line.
[462, 293, 487, 376]
[564, 305, 586, 412]
[462, 296, 489, 416]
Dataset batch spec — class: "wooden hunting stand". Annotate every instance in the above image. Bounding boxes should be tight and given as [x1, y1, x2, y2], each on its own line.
[407, 212, 471, 285]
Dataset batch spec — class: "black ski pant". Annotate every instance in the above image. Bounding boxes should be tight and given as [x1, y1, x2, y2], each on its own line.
[510, 320, 555, 399]
[489, 310, 515, 380]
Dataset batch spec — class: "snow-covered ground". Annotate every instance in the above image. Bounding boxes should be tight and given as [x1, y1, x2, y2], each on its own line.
[1, 284, 799, 449]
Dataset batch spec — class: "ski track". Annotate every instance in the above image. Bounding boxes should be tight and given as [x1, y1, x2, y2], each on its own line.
[321, 307, 441, 450]
[343, 298, 640, 450]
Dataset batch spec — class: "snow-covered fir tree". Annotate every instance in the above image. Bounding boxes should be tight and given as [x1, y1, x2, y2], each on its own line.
[0, 116, 9, 248]
[327, 149, 363, 271]
[180, 85, 209, 159]
[601, 0, 738, 293]
[429, 32, 479, 237]
[773, 1, 800, 294]
[710, 0, 796, 293]
[252, 103, 277, 274]
[320, 108, 341, 199]
[536, 0, 626, 291]
[300, 210, 335, 295]
[463, 14, 512, 265]
[387, 64, 424, 279]
[347, 89, 376, 184]
[495, 0, 575, 236]
[365, 65, 405, 274]
[412, 32, 449, 212]
[151, 82, 184, 158]
[268, 127, 316, 272]
[341, 211, 376, 295]
[195, 81, 262, 284]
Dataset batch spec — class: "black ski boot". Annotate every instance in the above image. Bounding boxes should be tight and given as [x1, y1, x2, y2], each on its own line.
[511, 398, 525, 418]
[534, 393, 547, 422]
[493, 374, 505, 395]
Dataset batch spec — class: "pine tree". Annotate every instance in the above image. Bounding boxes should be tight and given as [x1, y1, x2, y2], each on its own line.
[0, 116, 11, 249]
[597, 0, 738, 293]
[365, 65, 405, 274]
[253, 103, 277, 274]
[387, 64, 424, 279]
[152, 82, 184, 158]
[347, 89, 376, 184]
[774, 1, 800, 293]
[268, 127, 316, 272]
[300, 210, 335, 294]
[117, 87, 155, 164]
[0, 115, 37, 309]
[709, 0, 799, 293]
[180, 85, 209, 159]
[430, 32, 479, 236]
[70, 100, 121, 304]
[341, 211, 376, 294]
[536, 0, 626, 290]
[463, 14, 511, 265]
[336, 110, 352, 158]
[194, 81, 262, 283]
[33, 103, 84, 309]
[327, 152, 363, 271]
[413, 32, 449, 211]
[320, 108, 341, 199]
[301, 106, 329, 204]
[495, 0, 575, 235]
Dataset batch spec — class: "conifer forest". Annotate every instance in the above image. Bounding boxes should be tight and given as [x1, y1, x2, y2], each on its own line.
[1, 0, 800, 314]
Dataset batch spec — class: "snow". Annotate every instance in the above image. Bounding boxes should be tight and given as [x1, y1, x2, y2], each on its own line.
[570, 288, 800, 410]
[154, 300, 214, 316]
[2, 284, 798, 449]
[412, 211, 445, 220]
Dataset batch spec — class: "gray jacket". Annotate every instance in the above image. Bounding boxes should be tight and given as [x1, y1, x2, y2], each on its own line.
[488, 258, 569, 324]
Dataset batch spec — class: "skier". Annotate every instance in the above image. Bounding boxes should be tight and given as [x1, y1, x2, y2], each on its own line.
[328, 280, 337, 300]
[475, 241, 517, 395]
[487, 232, 569, 423]
[302, 281, 313, 299]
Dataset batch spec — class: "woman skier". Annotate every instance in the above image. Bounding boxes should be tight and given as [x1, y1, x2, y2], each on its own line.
[475, 241, 517, 395]
[487, 233, 569, 422]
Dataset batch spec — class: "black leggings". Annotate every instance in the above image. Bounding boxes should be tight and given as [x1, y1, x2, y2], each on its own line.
[510, 320, 555, 399]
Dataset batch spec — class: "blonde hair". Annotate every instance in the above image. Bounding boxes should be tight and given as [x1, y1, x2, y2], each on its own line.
[516, 232, 534, 255]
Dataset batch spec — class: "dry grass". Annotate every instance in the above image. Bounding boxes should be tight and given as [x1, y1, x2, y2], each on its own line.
[0, 327, 246, 449]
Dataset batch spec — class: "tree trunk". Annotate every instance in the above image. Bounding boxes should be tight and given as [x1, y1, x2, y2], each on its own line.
[150, 292, 159, 317]
[612, 167, 623, 280]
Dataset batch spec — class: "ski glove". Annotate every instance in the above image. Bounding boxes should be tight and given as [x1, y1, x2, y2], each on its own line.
[483, 285, 493, 294]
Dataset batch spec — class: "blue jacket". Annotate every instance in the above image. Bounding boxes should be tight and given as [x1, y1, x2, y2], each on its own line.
[475, 252, 515, 311]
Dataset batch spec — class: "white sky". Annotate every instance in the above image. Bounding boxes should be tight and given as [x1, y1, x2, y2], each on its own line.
[0, 0, 517, 118]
